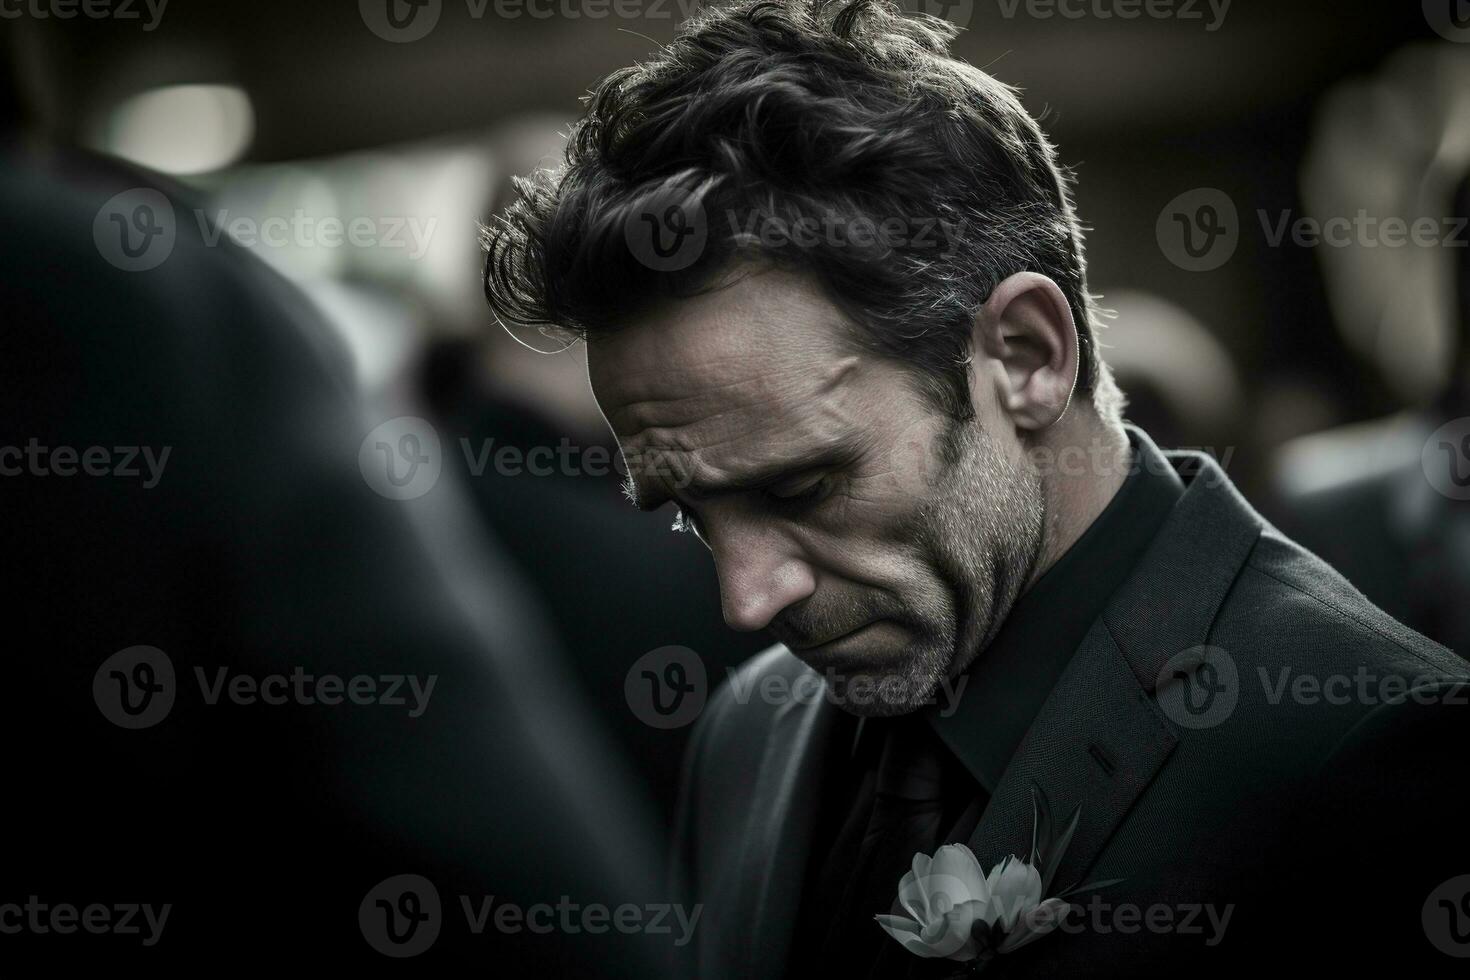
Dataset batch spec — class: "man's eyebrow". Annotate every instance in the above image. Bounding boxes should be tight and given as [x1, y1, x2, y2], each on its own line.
[622, 435, 865, 512]
[624, 469, 754, 514]
[623, 474, 667, 512]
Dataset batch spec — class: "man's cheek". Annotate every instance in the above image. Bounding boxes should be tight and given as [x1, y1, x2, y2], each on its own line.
[836, 478, 926, 537]
[882, 422, 947, 492]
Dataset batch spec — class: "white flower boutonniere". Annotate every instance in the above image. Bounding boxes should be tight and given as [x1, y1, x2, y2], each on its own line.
[875, 786, 1120, 976]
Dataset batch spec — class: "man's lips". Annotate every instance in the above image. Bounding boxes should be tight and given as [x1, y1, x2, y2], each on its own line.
[786, 620, 876, 652]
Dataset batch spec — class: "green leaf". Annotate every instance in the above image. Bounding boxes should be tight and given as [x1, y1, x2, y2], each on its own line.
[1028, 783, 1054, 868]
[1040, 803, 1081, 897]
[1059, 877, 1125, 898]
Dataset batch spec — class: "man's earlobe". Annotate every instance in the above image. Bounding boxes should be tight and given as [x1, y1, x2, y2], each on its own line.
[970, 272, 1079, 432]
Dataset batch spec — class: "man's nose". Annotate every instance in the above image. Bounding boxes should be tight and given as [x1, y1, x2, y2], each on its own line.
[710, 526, 816, 632]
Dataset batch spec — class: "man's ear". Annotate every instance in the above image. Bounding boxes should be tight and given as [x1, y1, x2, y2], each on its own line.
[969, 271, 1079, 432]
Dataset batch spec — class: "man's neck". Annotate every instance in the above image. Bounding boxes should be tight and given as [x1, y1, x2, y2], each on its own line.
[1026, 412, 1131, 591]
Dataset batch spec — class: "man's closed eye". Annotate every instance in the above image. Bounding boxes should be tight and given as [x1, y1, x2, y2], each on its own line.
[767, 472, 834, 506]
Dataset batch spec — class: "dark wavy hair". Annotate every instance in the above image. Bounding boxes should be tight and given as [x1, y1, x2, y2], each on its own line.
[483, 0, 1115, 420]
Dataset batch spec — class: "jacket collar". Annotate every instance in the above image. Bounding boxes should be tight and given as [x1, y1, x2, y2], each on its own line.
[960, 434, 1262, 890]
[925, 426, 1185, 795]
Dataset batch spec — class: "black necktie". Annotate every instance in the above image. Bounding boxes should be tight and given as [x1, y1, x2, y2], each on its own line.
[813, 714, 954, 976]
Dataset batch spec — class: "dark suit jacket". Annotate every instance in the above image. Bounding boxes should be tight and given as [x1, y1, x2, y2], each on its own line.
[674, 439, 1470, 977]
[2, 140, 669, 971]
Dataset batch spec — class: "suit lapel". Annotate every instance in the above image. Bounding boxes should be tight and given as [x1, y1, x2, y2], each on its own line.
[962, 617, 1177, 890]
[963, 446, 1262, 892]
[733, 679, 849, 978]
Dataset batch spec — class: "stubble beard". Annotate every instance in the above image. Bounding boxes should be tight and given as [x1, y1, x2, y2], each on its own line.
[842, 417, 1045, 717]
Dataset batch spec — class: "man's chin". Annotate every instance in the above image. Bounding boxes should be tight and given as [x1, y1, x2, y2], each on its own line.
[779, 621, 952, 715]
[823, 668, 943, 718]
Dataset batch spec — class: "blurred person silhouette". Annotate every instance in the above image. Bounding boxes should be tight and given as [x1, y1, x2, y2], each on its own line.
[1272, 48, 1470, 657]
[1273, 167, 1470, 657]
[412, 120, 765, 830]
[0, 89, 680, 971]
[1095, 290, 1244, 455]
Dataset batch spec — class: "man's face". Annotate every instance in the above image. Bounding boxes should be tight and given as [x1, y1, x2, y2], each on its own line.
[588, 266, 1045, 715]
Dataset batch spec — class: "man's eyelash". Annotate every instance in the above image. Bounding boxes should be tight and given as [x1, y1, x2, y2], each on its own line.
[669, 475, 832, 533]
[769, 474, 833, 504]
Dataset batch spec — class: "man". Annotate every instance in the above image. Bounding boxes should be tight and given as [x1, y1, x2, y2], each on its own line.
[483, 1, 1470, 974]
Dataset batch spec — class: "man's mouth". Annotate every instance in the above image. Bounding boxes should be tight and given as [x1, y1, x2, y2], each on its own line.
[788, 620, 879, 652]
[785, 621, 916, 675]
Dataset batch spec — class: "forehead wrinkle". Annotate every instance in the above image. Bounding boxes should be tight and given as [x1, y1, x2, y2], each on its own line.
[616, 417, 747, 506]
[621, 390, 862, 510]
[592, 267, 879, 508]
[615, 351, 873, 480]
[608, 384, 748, 437]
[608, 358, 827, 438]
[625, 380, 842, 459]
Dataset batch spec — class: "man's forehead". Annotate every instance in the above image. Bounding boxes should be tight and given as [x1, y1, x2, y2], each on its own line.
[601, 353, 839, 437]
[606, 353, 862, 508]
[586, 268, 866, 505]
[590, 269, 856, 428]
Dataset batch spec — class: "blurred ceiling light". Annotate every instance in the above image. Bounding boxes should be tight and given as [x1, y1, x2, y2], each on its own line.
[99, 84, 254, 176]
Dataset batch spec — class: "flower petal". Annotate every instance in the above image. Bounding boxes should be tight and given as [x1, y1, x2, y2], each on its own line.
[875, 913, 921, 937]
[909, 900, 983, 960]
[988, 856, 1043, 930]
[876, 914, 943, 957]
[930, 843, 990, 907]
[897, 869, 927, 922]
[909, 852, 935, 920]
